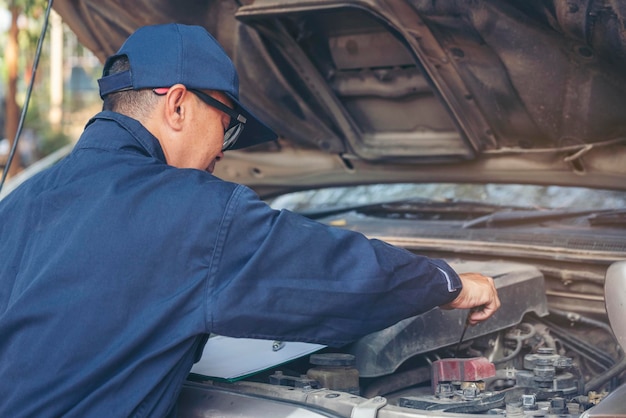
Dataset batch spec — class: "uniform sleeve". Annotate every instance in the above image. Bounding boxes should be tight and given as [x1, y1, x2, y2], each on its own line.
[206, 185, 462, 347]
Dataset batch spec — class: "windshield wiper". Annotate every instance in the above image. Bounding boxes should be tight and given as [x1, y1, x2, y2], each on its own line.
[587, 209, 626, 226]
[462, 208, 617, 229]
[298, 198, 522, 220]
[297, 198, 438, 220]
[299, 199, 624, 228]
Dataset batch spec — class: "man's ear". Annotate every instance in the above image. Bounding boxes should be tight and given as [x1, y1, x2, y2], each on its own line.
[163, 84, 188, 130]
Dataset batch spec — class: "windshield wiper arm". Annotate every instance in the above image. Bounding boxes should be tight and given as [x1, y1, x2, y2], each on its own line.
[587, 209, 626, 226]
[462, 208, 611, 229]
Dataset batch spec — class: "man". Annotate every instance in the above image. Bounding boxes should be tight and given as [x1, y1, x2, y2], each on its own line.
[0, 23, 499, 417]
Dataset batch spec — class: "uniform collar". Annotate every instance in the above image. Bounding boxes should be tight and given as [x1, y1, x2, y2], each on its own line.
[81, 111, 167, 163]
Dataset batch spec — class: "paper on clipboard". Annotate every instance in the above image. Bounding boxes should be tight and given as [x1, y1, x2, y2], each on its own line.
[190, 336, 325, 381]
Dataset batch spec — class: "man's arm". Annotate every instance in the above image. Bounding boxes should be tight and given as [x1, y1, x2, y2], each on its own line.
[207, 185, 475, 346]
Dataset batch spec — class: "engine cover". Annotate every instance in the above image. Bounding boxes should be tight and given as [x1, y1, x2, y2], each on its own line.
[348, 260, 549, 377]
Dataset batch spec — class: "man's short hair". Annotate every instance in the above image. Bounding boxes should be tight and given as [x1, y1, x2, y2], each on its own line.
[101, 56, 160, 119]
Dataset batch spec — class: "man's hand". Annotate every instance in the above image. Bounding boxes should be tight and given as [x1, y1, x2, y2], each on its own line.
[441, 272, 500, 325]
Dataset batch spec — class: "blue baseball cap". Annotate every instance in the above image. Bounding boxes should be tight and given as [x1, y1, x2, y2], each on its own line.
[98, 23, 277, 150]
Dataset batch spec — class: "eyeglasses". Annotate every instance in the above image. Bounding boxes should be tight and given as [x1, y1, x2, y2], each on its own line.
[153, 88, 247, 151]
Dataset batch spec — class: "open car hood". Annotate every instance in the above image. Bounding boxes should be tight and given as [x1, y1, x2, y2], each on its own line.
[53, 0, 626, 196]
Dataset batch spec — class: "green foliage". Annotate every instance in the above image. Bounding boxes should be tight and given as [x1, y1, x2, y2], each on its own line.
[38, 128, 69, 156]
[3, 0, 47, 14]
[2, 0, 92, 162]
[23, 97, 69, 158]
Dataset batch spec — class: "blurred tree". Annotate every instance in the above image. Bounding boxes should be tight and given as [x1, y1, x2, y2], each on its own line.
[3, 0, 46, 177]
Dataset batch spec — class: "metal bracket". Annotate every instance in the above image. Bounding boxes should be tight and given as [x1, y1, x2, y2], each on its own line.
[351, 396, 387, 418]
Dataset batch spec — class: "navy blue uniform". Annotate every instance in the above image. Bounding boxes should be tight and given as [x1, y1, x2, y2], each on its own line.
[0, 111, 462, 417]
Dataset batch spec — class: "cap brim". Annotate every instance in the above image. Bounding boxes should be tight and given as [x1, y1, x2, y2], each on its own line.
[226, 94, 277, 150]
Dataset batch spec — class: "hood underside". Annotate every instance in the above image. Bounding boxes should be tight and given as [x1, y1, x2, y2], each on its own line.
[53, 0, 626, 195]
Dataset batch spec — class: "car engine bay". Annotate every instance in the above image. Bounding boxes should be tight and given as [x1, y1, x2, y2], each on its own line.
[181, 258, 625, 418]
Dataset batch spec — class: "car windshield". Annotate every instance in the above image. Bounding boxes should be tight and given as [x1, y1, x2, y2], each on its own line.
[268, 183, 626, 213]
